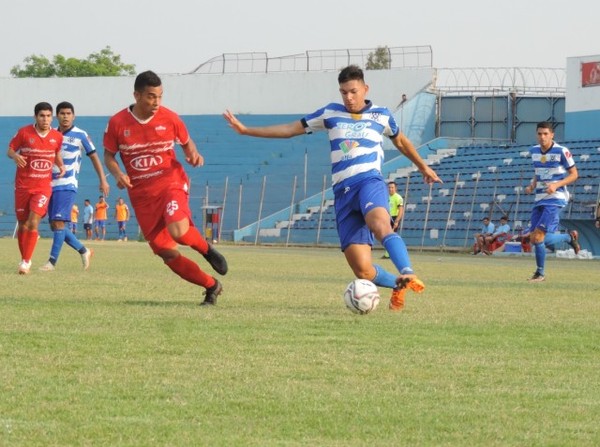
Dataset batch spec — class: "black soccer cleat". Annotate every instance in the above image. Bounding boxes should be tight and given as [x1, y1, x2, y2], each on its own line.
[203, 244, 228, 275]
[527, 271, 545, 283]
[568, 230, 580, 255]
[200, 279, 223, 306]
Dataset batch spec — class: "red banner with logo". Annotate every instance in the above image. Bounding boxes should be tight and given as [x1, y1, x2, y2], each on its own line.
[582, 62, 600, 87]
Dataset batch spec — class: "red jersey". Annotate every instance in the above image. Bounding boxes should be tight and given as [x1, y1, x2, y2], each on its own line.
[9, 125, 63, 192]
[103, 106, 191, 199]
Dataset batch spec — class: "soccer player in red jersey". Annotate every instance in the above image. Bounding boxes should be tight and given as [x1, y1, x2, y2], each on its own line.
[103, 71, 227, 305]
[7, 102, 65, 274]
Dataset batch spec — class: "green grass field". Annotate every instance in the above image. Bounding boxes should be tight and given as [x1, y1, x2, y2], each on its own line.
[1, 238, 599, 446]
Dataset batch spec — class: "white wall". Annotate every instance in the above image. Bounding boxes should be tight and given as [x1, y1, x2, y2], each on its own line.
[0, 68, 434, 117]
[566, 55, 600, 113]
[565, 55, 600, 140]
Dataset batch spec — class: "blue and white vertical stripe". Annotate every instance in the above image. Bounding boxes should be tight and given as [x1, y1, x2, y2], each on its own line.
[302, 101, 398, 193]
[51, 126, 97, 192]
[530, 142, 576, 207]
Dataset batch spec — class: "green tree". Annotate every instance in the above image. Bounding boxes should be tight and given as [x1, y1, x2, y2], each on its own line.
[365, 46, 391, 70]
[10, 46, 136, 78]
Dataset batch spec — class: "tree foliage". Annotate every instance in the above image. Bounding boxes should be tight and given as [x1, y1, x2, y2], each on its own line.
[10, 47, 136, 78]
[365, 46, 391, 70]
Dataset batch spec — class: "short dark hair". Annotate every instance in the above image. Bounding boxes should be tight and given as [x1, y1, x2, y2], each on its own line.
[56, 101, 74, 114]
[388, 181, 396, 186]
[34, 102, 53, 115]
[338, 65, 364, 84]
[537, 121, 554, 131]
[134, 70, 162, 92]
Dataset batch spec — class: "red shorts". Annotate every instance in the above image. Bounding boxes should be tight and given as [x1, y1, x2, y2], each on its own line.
[15, 188, 51, 221]
[131, 188, 194, 253]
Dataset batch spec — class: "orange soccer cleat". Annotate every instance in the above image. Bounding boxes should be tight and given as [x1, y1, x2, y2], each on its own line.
[389, 274, 425, 311]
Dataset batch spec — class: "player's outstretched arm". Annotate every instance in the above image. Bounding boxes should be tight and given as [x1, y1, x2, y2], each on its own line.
[391, 132, 442, 184]
[223, 110, 305, 139]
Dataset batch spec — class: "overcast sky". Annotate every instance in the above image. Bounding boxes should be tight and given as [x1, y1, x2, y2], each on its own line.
[1, 0, 598, 77]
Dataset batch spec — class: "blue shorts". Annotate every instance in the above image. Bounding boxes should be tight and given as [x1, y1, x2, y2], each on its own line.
[48, 190, 76, 222]
[529, 204, 563, 234]
[95, 220, 106, 229]
[334, 177, 388, 251]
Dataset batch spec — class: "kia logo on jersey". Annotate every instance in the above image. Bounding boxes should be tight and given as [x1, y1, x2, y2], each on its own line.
[130, 154, 163, 171]
[30, 159, 52, 171]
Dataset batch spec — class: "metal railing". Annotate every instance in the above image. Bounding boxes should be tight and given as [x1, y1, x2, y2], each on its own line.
[188, 46, 434, 74]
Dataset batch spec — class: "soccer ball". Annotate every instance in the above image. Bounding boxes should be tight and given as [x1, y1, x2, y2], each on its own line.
[343, 279, 380, 314]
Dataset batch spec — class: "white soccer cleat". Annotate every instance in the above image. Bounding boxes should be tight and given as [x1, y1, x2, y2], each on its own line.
[18, 260, 32, 275]
[81, 248, 93, 270]
[39, 262, 56, 272]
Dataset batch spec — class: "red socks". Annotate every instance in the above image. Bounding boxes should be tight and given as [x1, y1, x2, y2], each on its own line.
[19, 229, 38, 262]
[165, 254, 215, 288]
[174, 226, 209, 254]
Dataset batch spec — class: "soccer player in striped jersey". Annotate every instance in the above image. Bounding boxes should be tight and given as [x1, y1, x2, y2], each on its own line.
[224, 65, 441, 311]
[7, 102, 66, 274]
[524, 122, 580, 282]
[39, 102, 110, 271]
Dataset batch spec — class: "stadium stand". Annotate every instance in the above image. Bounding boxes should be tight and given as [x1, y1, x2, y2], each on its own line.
[0, 51, 598, 255]
[251, 140, 600, 254]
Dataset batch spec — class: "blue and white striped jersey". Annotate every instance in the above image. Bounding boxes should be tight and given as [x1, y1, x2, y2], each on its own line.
[51, 126, 97, 192]
[529, 142, 576, 207]
[302, 101, 398, 193]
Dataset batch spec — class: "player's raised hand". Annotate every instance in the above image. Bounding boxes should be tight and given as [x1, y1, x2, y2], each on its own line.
[223, 110, 247, 135]
[421, 166, 443, 184]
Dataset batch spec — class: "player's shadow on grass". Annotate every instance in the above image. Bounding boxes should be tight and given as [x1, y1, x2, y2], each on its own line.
[123, 300, 195, 307]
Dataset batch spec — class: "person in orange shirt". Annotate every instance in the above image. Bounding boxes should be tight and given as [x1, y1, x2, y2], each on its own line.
[69, 204, 79, 233]
[94, 195, 109, 240]
[114, 197, 130, 241]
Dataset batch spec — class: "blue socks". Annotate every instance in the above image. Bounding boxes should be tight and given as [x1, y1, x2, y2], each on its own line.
[49, 229, 66, 263]
[49, 229, 86, 264]
[533, 242, 545, 275]
[532, 233, 572, 276]
[64, 229, 85, 253]
[381, 233, 414, 275]
[370, 234, 415, 290]
[543, 232, 570, 247]
[372, 264, 397, 288]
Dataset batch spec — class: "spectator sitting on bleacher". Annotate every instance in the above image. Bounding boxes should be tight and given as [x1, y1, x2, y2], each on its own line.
[483, 216, 511, 254]
[473, 217, 494, 255]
